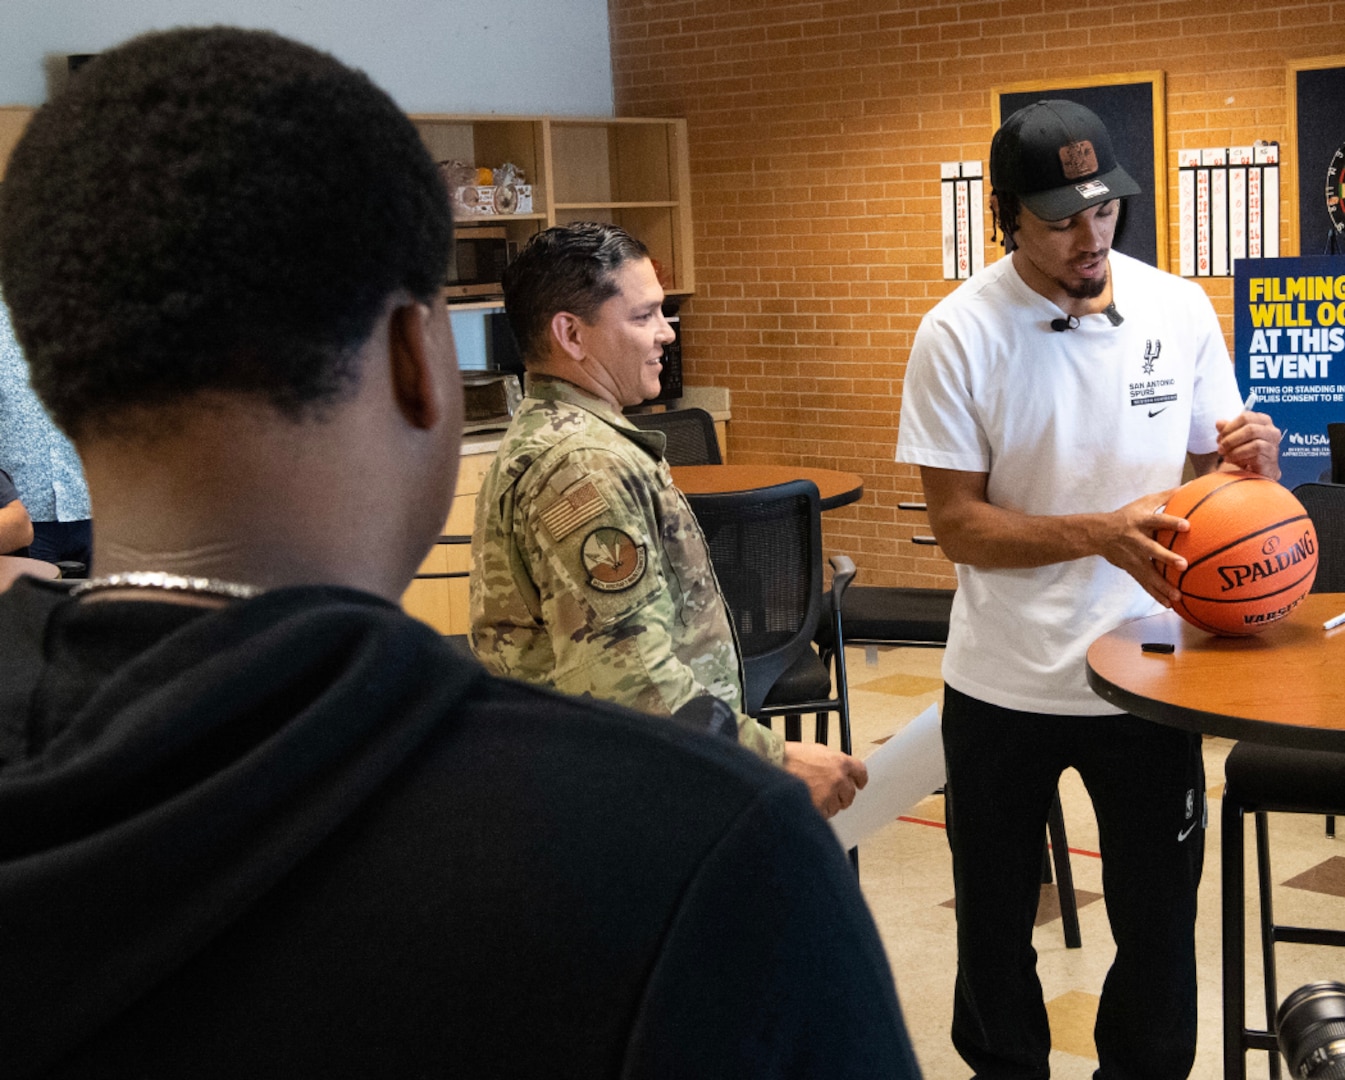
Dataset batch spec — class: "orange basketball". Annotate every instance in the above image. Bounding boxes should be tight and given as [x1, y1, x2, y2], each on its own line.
[1154, 470, 1317, 636]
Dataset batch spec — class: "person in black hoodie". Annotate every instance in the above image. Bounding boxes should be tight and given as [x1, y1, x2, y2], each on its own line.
[0, 26, 921, 1080]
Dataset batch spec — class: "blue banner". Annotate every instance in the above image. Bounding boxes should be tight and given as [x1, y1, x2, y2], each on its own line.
[1233, 255, 1345, 490]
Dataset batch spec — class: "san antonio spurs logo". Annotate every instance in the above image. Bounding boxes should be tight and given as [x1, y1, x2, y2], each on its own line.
[1143, 339, 1162, 375]
[582, 527, 647, 592]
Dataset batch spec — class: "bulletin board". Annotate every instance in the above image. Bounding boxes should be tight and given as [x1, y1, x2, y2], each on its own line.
[1287, 56, 1345, 257]
[992, 72, 1167, 271]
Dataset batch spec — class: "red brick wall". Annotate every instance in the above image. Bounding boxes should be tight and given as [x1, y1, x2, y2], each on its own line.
[609, 0, 1341, 587]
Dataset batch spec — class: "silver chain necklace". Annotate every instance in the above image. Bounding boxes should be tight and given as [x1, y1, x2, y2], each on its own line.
[70, 571, 263, 602]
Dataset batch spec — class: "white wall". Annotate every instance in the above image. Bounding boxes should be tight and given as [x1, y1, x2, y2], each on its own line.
[0, 0, 613, 115]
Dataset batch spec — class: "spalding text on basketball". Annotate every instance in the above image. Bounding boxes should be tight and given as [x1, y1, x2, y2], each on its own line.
[1215, 530, 1317, 591]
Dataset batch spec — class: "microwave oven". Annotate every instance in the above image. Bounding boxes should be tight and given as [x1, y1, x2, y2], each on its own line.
[653, 314, 683, 402]
[445, 226, 515, 299]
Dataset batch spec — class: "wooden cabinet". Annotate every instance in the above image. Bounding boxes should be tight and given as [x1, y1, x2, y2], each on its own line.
[0, 106, 35, 180]
[549, 118, 694, 296]
[408, 114, 695, 298]
[401, 450, 494, 636]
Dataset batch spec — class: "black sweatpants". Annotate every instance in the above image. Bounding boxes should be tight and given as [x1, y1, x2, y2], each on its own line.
[942, 683, 1206, 1080]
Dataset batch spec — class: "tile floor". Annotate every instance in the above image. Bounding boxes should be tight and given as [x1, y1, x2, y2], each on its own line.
[833, 644, 1345, 1080]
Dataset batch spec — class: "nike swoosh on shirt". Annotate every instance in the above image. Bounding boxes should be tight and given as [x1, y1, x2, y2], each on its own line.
[1149, 408, 1168, 418]
[1177, 821, 1198, 842]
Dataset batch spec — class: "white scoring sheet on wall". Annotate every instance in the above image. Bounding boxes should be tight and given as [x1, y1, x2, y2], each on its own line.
[1179, 142, 1280, 277]
[941, 161, 985, 281]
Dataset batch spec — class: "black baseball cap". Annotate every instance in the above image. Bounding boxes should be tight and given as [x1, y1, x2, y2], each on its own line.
[990, 99, 1140, 221]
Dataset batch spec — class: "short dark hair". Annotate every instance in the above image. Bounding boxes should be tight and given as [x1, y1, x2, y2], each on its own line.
[0, 27, 452, 438]
[501, 222, 649, 365]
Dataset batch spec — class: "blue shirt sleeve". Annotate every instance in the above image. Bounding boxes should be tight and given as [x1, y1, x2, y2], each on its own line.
[0, 302, 91, 522]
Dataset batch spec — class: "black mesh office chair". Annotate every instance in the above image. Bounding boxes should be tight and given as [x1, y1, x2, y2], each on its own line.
[1329, 424, 1345, 485]
[686, 479, 849, 738]
[626, 407, 723, 465]
[1299, 482, 1345, 857]
[686, 479, 860, 868]
[1297, 484, 1345, 589]
[1221, 481, 1345, 1080]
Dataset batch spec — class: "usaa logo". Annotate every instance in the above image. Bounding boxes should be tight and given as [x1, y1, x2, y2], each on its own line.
[1288, 432, 1330, 446]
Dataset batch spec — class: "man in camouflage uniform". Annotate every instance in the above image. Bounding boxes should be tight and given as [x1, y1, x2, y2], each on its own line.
[470, 222, 867, 816]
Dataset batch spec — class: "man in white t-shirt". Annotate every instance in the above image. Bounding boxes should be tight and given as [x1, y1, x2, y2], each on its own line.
[896, 100, 1281, 1079]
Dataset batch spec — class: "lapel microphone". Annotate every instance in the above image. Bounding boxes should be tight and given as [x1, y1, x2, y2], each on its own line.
[1050, 303, 1124, 332]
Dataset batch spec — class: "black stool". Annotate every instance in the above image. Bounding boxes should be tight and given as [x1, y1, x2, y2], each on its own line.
[1222, 741, 1345, 1079]
[820, 585, 954, 650]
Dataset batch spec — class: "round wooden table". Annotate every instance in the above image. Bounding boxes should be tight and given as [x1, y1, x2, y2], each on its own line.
[670, 464, 864, 511]
[1086, 592, 1345, 751]
[0, 554, 61, 591]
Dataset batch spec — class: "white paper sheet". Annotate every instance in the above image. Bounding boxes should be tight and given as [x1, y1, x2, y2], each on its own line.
[830, 703, 945, 851]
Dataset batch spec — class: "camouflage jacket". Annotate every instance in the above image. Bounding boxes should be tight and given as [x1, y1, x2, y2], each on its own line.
[469, 377, 783, 764]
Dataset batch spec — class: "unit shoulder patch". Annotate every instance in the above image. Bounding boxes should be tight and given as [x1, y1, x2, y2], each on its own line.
[581, 527, 647, 592]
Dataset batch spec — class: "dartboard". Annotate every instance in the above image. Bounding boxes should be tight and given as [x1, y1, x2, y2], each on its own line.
[1328, 141, 1345, 236]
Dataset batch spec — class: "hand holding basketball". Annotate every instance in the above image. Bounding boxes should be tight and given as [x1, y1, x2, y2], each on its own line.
[1096, 487, 1190, 607]
[1153, 470, 1316, 635]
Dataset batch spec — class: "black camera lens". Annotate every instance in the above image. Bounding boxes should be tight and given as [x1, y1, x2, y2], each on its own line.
[1277, 981, 1345, 1079]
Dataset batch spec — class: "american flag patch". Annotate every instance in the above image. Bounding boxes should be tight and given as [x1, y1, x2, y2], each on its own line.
[540, 480, 609, 541]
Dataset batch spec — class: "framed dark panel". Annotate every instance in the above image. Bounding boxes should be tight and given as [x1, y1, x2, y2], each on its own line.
[992, 72, 1167, 270]
[1288, 56, 1345, 256]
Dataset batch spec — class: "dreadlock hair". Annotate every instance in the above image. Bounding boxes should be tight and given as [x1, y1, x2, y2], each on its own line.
[990, 189, 1022, 253]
